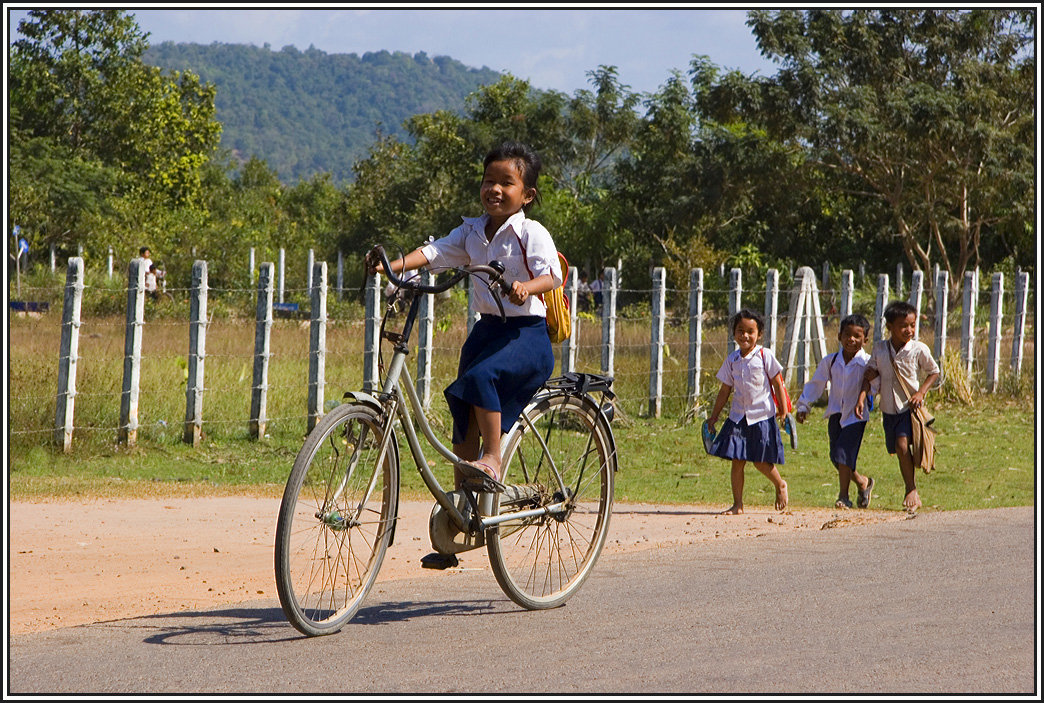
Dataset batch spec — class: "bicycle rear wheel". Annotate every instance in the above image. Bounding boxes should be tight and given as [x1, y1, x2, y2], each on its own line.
[487, 392, 615, 610]
[275, 402, 398, 636]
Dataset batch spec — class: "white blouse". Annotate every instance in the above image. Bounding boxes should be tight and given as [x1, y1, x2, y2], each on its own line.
[716, 345, 783, 425]
[796, 349, 879, 427]
[420, 211, 562, 318]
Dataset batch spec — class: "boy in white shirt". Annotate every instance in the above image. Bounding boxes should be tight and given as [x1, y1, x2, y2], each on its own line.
[796, 314, 878, 509]
[857, 301, 941, 512]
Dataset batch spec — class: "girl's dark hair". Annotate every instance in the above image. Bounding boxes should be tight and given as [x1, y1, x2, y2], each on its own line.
[484, 141, 542, 200]
[884, 300, 917, 323]
[729, 308, 764, 335]
[839, 313, 871, 337]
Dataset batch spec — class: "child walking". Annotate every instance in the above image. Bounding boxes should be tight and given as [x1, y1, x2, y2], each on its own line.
[796, 314, 878, 509]
[706, 309, 789, 514]
[371, 141, 562, 490]
[857, 301, 940, 512]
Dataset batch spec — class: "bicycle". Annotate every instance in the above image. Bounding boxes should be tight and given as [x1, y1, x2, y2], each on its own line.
[274, 245, 619, 636]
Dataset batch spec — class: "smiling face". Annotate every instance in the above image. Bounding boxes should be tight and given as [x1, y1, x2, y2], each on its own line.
[839, 323, 868, 357]
[480, 159, 535, 231]
[733, 316, 762, 356]
[887, 312, 917, 347]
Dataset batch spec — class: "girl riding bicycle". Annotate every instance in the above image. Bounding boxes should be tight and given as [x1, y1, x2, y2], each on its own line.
[371, 141, 563, 489]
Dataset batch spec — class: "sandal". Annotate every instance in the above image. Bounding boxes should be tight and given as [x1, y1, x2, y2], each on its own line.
[857, 477, 875, 509]
[455, 460, 506, 493]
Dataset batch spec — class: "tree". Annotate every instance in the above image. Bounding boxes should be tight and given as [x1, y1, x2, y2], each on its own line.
[9, 9, 221, 209]
[738, 9, 1035, 283]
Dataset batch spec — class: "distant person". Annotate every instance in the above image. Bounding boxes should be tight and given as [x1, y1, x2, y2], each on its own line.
[706, 308, 789, 514]
[144, 263, 159, 301]
[140, 246, 152, 261]
[577, 271, 593, 312]
[590, 270, 603, 312]
[796, 314, 879, 509]
[858, 301, 940, 513]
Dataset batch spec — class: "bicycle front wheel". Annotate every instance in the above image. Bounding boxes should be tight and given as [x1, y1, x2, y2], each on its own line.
[487, 392, 615, 610]
[275, 402, 398, 636]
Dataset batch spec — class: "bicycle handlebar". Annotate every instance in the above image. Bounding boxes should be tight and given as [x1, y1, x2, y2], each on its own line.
[366, 244, 513, 319]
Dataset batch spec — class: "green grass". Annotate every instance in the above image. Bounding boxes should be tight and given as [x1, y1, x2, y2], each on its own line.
[8, 304, 1036, 512]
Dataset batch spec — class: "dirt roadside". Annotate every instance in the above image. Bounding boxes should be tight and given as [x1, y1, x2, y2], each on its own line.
[8, 496, 909, 635]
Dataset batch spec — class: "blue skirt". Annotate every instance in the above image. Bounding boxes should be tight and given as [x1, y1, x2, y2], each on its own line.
[710, 416, 785, 465]
[445, 315, 554, 445]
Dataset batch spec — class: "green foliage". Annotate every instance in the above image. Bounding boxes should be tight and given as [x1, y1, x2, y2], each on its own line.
[739, 9, 1035, 286]
[8, 9, 1033, 302]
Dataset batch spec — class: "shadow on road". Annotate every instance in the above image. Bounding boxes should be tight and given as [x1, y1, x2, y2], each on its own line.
[118, 596, 514, 646]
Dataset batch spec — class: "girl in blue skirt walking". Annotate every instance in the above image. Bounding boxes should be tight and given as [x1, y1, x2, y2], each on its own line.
[372, 141, 562, 489]
[706, 309, 789, 514]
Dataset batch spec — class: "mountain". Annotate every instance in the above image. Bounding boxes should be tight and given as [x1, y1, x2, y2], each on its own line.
[143, 42, 504, 183]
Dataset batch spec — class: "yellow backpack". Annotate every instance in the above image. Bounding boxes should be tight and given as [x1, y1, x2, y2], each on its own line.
[515, 232, 571, 343]
[542, 253, 571, 344]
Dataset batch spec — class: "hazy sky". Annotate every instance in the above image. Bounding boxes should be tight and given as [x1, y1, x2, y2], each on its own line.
[7, 6, 780, 96]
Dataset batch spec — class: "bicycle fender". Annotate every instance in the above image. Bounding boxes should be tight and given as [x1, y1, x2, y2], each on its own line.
[341, 390, 385, 416]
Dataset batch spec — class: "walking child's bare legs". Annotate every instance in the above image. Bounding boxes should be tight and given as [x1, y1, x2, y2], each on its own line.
[894, 436, 920, 511]
[721, 460, 788, 514]
[754, 462, 788, 511]
[837, 465, 870, 503]
[721, 460, 746, 514]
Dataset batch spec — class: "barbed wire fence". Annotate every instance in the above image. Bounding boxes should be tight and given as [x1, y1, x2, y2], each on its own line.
[9, 253, 1035, 455]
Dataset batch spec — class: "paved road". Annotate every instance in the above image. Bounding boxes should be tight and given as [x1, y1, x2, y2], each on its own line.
[7, 507, 1037, 695]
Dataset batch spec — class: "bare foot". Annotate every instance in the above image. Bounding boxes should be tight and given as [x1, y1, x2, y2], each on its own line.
[720, 505, 743, 515]
[453, 458, 502, 490]
[776, 481, 789, 511]
[477, 454, 501, 480]
[904, 489, 922, 512]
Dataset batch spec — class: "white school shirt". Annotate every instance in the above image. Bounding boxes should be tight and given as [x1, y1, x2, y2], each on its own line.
[795, 349, 879, 427]
[716, 345, 782, 425]
[420, 211, 563, 318]
[866, 339, 941, 414]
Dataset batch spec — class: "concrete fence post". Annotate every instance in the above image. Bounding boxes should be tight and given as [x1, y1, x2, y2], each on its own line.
[118, 258, 147, 446]
[307, 261, 328, 432]
[687, 268, 704, 405]
[934, 269, 949, 361]
[250, 263, 274, 439]
[183, 260, 208, 446]
[764, 269, 779, 355]
[278, 248, 286, 304]
[727, 268, 742, 355]
[986, 273, 1004, 393]
[1010, 271, 1029, 381]
[908, 270, 923, 340]
[649, 267, 666, 418]
[562, 267, 578, 374]
[840, 269, 854, 318]
[417, 268, 435, 408]
[54, 257, 84, 451]
[601, 267, 617, 377]
[960, 270, 979, 379]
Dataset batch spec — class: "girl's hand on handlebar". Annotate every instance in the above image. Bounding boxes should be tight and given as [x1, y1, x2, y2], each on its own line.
[364, 249, 385, 276]
[508, 280, 530, 306]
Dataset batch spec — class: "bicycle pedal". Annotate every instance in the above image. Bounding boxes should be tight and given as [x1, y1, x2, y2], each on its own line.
[460, 476, 505, 494]
[420, 552, 459, 570]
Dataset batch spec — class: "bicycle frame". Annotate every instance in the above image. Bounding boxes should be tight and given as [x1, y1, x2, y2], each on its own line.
[367, 285, 571, 538]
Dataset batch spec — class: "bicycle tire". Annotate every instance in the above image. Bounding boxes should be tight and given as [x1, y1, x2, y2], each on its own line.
[487, 392, 615, 610]
[275, 402, 398, 636]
